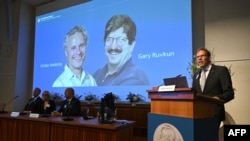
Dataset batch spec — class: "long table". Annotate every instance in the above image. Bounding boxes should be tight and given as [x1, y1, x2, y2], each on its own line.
[0, 113, 134, 141]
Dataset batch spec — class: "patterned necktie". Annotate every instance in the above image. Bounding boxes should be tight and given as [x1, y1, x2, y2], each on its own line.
[200, 69, 206, 92]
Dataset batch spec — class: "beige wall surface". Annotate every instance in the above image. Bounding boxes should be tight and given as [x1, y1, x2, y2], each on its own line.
[0, 1, 33, 112]
[204, 0, 250, 125]
[0, 0, 20, 111]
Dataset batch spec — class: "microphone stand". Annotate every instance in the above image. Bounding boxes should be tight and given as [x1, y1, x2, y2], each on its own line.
[0, 95, 18, 113]
[62, 103, 73, 121]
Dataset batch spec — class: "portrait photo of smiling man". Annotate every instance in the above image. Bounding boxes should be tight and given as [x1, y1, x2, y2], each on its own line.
[53, 25, 96, 87]
[93, 14, 149, 86]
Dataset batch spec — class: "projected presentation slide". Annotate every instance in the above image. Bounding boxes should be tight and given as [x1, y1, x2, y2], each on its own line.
[34, 0, 192, 101]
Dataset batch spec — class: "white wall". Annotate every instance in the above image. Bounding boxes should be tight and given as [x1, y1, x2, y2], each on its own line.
[0, 0, 21, 111]
[204, 0, 250, 125]
[0, 0, 34, 112]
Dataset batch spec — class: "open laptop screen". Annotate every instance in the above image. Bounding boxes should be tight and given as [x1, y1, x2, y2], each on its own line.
[163, 76, 189, 88]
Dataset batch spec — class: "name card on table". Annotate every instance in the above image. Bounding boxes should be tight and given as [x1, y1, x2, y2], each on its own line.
[158, 85, 176, 92]
[10, 112, 20, 117]
[29, 113, 39, 118]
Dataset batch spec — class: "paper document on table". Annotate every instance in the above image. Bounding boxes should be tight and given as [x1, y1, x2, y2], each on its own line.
[158, 85, 176, 92]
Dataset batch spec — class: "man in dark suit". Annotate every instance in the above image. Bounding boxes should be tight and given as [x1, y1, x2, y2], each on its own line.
[192, 48, 234, 139]
[23, 87, 43, 113]
[52, 87, 81, 116]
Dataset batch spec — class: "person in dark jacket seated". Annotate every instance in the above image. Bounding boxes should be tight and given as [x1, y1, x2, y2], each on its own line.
[41, 90, 56, 116]
[23, 87, 43, 113]
[51, 87, 81, 116]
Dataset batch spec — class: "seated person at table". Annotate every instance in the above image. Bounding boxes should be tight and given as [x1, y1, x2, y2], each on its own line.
[51, 88, 81, 116]
[41, 90, 56, 115]
[23, 87, 43, 113]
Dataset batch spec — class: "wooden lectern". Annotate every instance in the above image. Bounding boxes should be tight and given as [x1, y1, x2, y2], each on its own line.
[147, 87, 224, 141]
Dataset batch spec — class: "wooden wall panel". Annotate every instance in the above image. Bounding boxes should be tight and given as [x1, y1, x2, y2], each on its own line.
[0, 118, 50, 141]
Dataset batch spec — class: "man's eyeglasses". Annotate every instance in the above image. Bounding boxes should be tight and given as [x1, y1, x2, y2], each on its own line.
[196, 55, 207, 59]
[105, 36, 128, 46]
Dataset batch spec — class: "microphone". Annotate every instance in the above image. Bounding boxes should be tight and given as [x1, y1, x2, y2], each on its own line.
[176, 74, 182, 77]
[0, 95, 18, 113]
[157, 83, 164, 87]
[77, 95, 82, 99]
[62, 101, 74, 121]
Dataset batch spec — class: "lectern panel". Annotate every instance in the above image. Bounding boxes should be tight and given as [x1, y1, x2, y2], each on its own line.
[151, 100, 215, 118]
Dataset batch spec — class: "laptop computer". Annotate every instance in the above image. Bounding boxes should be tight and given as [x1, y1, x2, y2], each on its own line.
[163, 76, 189, 88]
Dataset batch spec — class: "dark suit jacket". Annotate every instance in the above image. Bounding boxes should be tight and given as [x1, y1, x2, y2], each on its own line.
[24, 96, 43, 113]
[192, 64, 234, 121]
[58, 97, 82, 116]
[41, 100, 56, 114]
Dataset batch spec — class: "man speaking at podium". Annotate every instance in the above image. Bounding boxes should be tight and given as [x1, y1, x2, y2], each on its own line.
[192, 48, 235, 140]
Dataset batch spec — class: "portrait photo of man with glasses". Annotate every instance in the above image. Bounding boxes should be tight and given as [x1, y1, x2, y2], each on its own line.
[93, 14, 149, 86]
